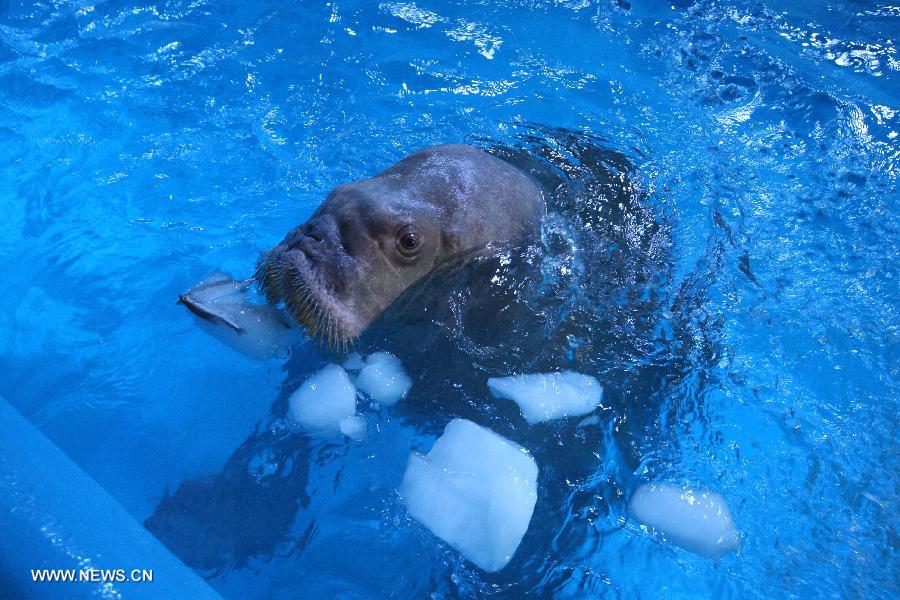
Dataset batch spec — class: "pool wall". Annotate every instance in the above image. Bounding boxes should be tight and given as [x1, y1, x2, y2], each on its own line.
[0, 395, 221, 599]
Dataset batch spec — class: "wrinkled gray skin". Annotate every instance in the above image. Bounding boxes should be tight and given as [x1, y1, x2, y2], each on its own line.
[256, 144, 545, 347]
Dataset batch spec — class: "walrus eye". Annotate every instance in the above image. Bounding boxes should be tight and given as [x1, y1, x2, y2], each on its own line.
[401, 233, 419, 249]
[396, 226, 421, 257]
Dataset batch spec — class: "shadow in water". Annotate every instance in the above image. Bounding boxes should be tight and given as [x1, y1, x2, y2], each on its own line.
[144, 421, 312, 574]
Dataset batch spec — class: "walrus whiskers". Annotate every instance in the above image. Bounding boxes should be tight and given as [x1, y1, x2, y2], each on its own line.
[253, 251, 351, 351]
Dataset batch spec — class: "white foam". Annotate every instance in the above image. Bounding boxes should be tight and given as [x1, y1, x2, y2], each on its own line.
[398, 419, 538, 572]
[486, 371, 603, 424]
[628, 482, 740, 559]
[355, 352, 412, 406]
[288, 364, 357, 437]
[339, 415, 367, 441]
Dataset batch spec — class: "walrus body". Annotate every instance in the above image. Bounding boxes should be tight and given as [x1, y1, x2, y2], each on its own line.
[255, 144, 545, 347]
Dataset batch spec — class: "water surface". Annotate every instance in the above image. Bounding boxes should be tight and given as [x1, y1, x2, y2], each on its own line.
[0, 0, 897, 598]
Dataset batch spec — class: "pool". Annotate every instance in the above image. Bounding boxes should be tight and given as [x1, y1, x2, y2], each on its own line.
[0, 0, 897, 597]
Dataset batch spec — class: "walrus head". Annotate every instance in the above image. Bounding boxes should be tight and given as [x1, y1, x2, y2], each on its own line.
[256, 144, 545, 350]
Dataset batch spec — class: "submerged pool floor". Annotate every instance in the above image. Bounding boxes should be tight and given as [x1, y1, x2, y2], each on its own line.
[0, 0, 897, 598]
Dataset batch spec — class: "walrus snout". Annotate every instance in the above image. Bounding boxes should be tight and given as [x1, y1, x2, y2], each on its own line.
[281, 221, 332, 258]
[255, 248, 366, 350]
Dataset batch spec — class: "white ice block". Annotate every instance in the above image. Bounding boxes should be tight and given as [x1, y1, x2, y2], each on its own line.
[288, 364, 357, 437]
[487, 371, 603, 424]
[628, 482, 740, 559]
[398, 419, 538, 572]
[355, 352, 412, 406]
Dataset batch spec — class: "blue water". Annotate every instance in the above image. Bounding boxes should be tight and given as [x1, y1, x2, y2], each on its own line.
[1, 0, 897, 597]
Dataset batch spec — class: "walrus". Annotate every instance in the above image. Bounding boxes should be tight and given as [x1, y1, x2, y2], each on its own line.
[254, 144, 546, 350]
[153, 130, 701, 581]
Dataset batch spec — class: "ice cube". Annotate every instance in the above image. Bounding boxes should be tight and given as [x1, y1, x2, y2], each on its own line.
[487, 371, 603, 424]
[288, 364, 357, 437]
[398, 419, 538, 572]
[355, 352, 412, 406]
[628, 482, 740, 559]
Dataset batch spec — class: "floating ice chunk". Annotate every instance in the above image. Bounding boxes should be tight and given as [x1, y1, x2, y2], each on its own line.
[355, 352, 412, 406]
[628, 482, 739, 559]
[339, 415, 367, 441]
[288, 364, 357, 437]
[486, 371, 603, 424]
[398, 419, 538, 572]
